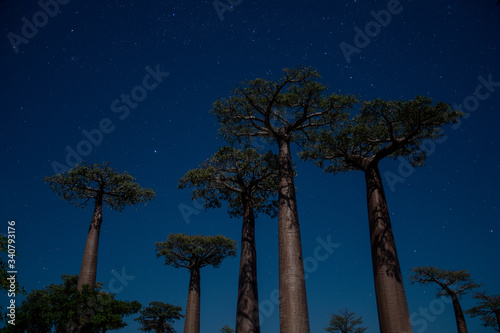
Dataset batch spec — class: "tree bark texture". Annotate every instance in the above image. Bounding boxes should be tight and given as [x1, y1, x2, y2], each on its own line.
[277, 139, 310, 333]
[236, 195, 260, 333]
[77, 190, 103, 290]
[365, 164, 412, 333]
[184, 267, 201, 333]
[450, 292, 468, 333]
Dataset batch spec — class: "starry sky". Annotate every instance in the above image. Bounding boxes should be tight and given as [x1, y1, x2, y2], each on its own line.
[1, 0, 499, 332]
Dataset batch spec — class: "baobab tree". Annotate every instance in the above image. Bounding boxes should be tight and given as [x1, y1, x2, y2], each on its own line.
[211, 66, 356, 333]
[301, 97, 462, 333]
[325, 309, 367, 333]
[155, 233, 237, 333]
[135, 301, 184, 333]
[410, 266, 480, 333]
[466, 291, 500, 332]
[179, 146, 279, 333]
[44, 162, 155, 289]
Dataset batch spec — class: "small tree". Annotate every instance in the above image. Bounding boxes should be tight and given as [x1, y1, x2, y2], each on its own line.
[220, 325, 235, 333]
[135, 301, 184, 333]
[325, 309, 367, 333]
[302, 96, 462, 332]
[410, 266, 480, 333]
[156, 234, 237, 333]
[212, 66, 355, 333]
[465, 291, 500, 332]
[179, 146, 279, 333]
[44, 162, 155, 289]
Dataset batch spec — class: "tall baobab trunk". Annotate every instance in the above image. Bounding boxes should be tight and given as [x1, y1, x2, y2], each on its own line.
[184, 266, 201, 333]
[78, 190, 103, 290]
[277, 139, 310, 333]
[365, 163, 412, 333]
[448, 291, 468, 333]
[236, 194, 260, 333]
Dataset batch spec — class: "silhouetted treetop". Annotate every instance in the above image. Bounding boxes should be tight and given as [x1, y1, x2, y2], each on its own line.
[155, 233, 237, 270]
[301, 96, 463, 172]
[178, 146, 279, 218]
[44, 162, 155, 212]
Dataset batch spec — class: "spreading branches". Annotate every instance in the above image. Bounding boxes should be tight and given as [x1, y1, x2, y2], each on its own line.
[409, 266, 481, 298]
[178, 146, 279, 218]
[465, 291, 500, 332]
[324, 309, 368, 333]
[44, 162, 155, 212]
[155, 234, 237, 270]
[301, 96, 463, 173]
[211, 66, 356, 145]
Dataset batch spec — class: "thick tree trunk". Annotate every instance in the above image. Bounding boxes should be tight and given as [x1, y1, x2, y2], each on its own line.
[184, 267, 201, 333]
[450, 292, 468, 333]
[77, 191, 103, 290]
[277, 139, 310, 333]
[236, 194, 260, 333]
[364, 164, 412, 333]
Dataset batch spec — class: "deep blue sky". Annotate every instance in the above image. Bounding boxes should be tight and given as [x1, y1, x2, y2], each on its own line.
[1, 0, 499, 332]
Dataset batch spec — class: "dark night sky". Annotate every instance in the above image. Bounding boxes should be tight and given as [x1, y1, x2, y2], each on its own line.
[1, 1, 499, 332]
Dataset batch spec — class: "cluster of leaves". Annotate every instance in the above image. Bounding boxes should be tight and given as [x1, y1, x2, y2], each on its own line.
[219, 325, 235, 333]
[179, 146, 280, 218]
[411, 266, 500, 331]
[135, 301, 183, 333]
[211, 66, 356, 145]
[466, 292, 500, 331]
[324, 309, 367, 333]
[155, 234, 237, 270]
[44, 162, 155, 212]
[301, 96, 463, 173]
[3, 275, 141, 333]
[409, 266, 480, 298]
[0, 235, 23, 297]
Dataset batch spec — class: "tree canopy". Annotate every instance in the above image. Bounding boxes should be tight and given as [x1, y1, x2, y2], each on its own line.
[410, 266, 480, 298]
[178, 146, 279, 218]
[465, 291, 500, 332]
[44, 162, 155, 212]
[0, 234, 23, 296]
[219, 325, 235, 333]
[211, 66, 355, 146]
[135, 301, 184, 333]
[155, 234, 237, 270]
[3, 274, 141, 333]
[324, 309, 367, 333]
[301, 96, 463, 172]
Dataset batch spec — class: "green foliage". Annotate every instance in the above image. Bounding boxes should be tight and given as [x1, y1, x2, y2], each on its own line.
[301, 96, 463, 172]
[211, 66, 355, 145]
[465, 291, 500, 332]
[0, 234, 23, 296]
[178, 146, 279, 218]
[219, 325, 235, 333]
[155, 234, 237, 270]
[135, 301, 184, 333]
[3, 274, 141, 333]
[324, 309, 367, 333]
[44, 162, 155, 212]
[409, 266, 480, 298]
